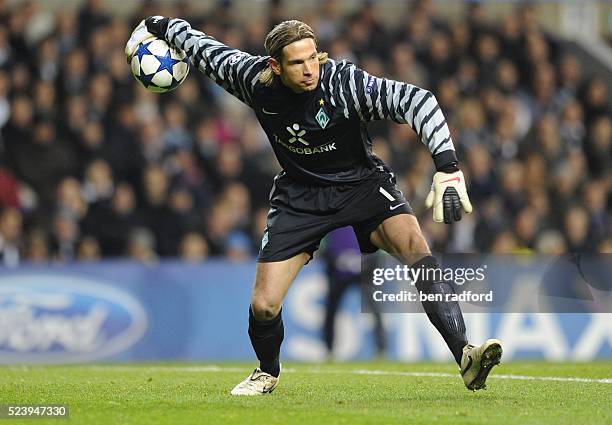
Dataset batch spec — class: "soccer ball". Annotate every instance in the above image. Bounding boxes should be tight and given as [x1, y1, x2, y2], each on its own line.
[129, 38, 189, 93]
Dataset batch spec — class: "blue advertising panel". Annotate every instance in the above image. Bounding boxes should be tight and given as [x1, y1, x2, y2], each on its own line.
[0, 260, 610, 363]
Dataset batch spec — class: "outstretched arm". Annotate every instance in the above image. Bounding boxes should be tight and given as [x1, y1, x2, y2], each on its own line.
[139, 17, 268, 106]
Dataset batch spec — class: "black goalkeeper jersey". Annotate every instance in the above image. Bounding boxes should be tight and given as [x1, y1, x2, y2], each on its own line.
[165, 19, 457, 185]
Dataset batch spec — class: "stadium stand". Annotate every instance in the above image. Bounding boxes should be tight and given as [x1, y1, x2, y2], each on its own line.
[0, 0, 609, 264]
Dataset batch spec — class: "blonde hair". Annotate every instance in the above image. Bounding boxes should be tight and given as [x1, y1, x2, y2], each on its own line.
[259, 20, 328, 87]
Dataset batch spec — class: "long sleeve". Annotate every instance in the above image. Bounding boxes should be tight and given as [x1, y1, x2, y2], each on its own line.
[321, 59, 455, 160]
[164, 18, 268, 106]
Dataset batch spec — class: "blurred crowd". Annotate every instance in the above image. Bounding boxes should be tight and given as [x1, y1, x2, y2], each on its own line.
[0, 0, 609, 265]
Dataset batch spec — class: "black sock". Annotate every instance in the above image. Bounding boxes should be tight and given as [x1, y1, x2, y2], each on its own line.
[413, 255, 468, 365]
[248, 307, 283, 377]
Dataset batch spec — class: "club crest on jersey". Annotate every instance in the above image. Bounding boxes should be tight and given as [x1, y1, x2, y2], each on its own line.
[315, 107, 329, 129]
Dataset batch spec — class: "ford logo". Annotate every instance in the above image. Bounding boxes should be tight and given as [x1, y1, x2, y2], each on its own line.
[0, 275, 148, 363]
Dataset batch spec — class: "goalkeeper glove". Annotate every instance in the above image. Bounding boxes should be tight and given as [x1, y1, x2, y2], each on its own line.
[425, 169, 473, 224]
[125, 16, 170, 63]
[125, 19, 155, 60]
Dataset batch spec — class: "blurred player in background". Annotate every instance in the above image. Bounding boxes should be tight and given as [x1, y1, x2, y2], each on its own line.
[134, 15, 502, 395]
[322, 226, 386, 359]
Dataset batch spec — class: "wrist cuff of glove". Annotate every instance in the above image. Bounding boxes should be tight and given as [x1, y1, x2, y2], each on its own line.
[433, 150, 459, 173]
[158, 18, 170, 39]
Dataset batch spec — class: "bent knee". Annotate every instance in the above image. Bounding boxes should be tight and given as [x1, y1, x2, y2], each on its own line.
[251, 297, 281, 321]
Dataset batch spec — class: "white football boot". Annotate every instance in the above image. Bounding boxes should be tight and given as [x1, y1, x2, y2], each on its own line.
[460, 339, 502, 390]
[230, 365, 281, 396]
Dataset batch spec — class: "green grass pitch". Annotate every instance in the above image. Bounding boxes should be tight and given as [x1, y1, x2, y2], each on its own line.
[1, 361, 610, 424]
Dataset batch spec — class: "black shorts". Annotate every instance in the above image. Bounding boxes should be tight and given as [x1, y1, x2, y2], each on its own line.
[257, 166, 413, 263]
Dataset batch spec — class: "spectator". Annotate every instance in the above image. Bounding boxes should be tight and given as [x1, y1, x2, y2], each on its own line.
[51, 211, 79, 262]
[564, 206, 592, 252]
[0, 207, 22, 267]
[127, 226, 157, 264]
[56, 177, 88, 220]
[535, 230, 567, 254]
[139, 163, 185, 256]
[10, 119, 78, 215]
[584, 116, 611, 179]
[0, 1, 606, 261]
[81, 159, 114, 204]
[0, 167, 21, 209]
[77, 235, 101, 261]
[180, 231, 209, 263]
[25, 229, 49, 263]
[82, 181, 139, 257]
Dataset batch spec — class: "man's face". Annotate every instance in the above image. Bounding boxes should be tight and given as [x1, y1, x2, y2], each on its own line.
[272, 38, 319, 93]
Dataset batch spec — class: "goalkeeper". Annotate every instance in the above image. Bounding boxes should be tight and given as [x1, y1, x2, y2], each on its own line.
[127, 17, 502, 395]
